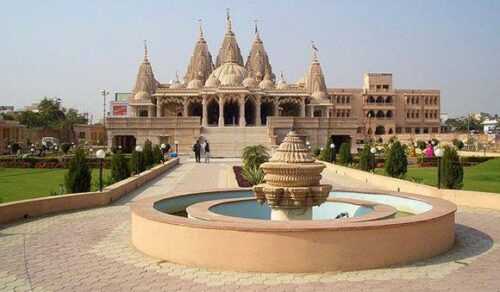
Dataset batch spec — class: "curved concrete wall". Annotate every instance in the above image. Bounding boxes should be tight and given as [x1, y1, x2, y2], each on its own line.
[131, 189, 456, 273]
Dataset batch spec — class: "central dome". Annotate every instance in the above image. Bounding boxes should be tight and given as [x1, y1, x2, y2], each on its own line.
[206, 62, 247, 87]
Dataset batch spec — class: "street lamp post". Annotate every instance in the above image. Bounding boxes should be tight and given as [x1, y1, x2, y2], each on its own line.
[330, 143, 335, 163]
[370, 147, 377, 172]
[95, 149, 106, 192]
[174, 140, 179, 155]
[100, 89, 109, 128]
[160, 143, 166, 163]
[135, 145, 143, 175]
[435, 147, 444, 189]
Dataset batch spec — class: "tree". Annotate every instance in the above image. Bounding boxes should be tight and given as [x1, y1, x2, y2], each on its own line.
[319, 137, 334, 162]
[452, 139, 465, 150]
[143, 140, 154, 168]
[129, 149, 145, 174]
[358, 144, 375, 172]
[60, 143, 71, 154]
[384, 141, 408, 178]
[337, 142, 352, 166]
[153, 145, 163, 164]
[64, 148, 91, 193]
[111, 153, 130, 183]
[441, 146, 463, 189]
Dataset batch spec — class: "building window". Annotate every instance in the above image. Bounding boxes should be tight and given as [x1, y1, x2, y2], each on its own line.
[396, 127, 402, 134]
[423, 128, 429, 134]
[415, 128, 421, 134]
[139, 110, 148, 117]
[79, 132, 86, 139]
[405, 127, 412, 133]
[432, 127, 439, 133]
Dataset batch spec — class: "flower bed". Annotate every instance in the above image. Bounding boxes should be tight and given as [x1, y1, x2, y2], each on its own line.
[232, 166, 251, 187]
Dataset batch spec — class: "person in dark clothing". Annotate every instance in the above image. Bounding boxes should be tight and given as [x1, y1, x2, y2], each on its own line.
[204, 140, 210, 163]
[193, 140, 201, 163]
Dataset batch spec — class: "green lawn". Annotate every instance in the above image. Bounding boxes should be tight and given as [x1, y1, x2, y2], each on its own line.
[0, 168, 111, 203]
[375, 158, 500, 193]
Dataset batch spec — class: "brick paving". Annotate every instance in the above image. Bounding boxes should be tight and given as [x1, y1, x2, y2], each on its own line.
[1, 160, 500, 291]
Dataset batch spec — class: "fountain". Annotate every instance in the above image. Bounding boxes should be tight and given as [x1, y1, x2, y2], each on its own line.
[130, 130, 457, 272]
[254, 131, 331, 220]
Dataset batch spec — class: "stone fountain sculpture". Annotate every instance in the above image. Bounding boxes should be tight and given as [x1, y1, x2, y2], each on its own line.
[254, 131, 332, 220]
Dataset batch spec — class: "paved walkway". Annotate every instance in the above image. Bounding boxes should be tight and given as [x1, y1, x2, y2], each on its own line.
[1, 160, 500, 291]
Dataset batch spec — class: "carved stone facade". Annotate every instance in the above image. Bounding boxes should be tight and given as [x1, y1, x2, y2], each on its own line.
[106, 12, 441, 155]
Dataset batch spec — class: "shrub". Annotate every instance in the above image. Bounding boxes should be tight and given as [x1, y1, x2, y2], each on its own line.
[452, 139, 465, 150]
[313, 147, 321, 157]
[60, 143, 71, 154]
[358, 144, 375, 172]
[319, 137, 335, 162]
[441, 146, 463, 189]
[337, 142, 352, 166]
[416, 140, 427, 150]
[129, 150, 145, 175]
[143, 140, 154, 168]
[242, 145, 270, 170]
[384, 141, 408, 178]
[64, 148, 91, 193]
[431, 138, 440, 146]
[111, 153, 130, 183]
[10, 143, 21, 154]
[153, 145, 163, 164]
[242, 165, 265, 186]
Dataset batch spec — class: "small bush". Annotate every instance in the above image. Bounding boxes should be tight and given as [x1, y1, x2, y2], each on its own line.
[384, 141, 408, 178]
[143, 140, 154, 168]
[60, 143, 71, 154]
[416, 140, 427, 150]
[10, 143, 21, 154]
[358, 144, 375, 172]
[337, 142, 352, 166]
[64, 148, 91, 193]
[313, 147, 321, 157]
[242, 165, 265, 186]
[319, 137, 335, 162]
[153, 145, 163, 164]
[242, 145, 270, 170]
[129, 150, 145, 175]
[452, 139, 465, 150]
[441, 146, 463, 189]
[111, 153, 130, 183]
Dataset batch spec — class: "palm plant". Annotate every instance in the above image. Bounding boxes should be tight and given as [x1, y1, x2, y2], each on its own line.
[241, 145, 270, 170]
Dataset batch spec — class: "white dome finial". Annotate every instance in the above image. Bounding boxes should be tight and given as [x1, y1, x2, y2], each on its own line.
[226, 8, 232, 33]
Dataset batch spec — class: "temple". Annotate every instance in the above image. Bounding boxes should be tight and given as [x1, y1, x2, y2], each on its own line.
[106, 12, 441, 156]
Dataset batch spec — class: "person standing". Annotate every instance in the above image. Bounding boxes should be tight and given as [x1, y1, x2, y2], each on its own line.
[200, 139, 206, 162]
[204, 140, 210, 163]
[192, 140, 201, 163]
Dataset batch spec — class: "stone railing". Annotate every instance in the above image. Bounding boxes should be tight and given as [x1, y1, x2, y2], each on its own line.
[0, 158, 179, 225]
[106, 117, 201, 129]
[322, 162, 500, 210]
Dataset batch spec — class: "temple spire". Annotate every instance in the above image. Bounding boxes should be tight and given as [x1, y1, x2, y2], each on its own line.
[254, 19, 260, 40]
[198, 19, 204, 39]
[226, 8, 232, 33]
[311, 40, 319, 63]
[143, 40, 149, 62]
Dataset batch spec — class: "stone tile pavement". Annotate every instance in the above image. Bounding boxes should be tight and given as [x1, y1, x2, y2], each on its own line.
[1, 160, 500, 291]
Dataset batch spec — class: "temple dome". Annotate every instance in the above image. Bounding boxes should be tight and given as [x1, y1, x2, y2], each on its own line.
[242, 76, 258, 88]
[204, 75, 220, 87]
[276, 72, 288, 90]
[258, 73, 274, 89]
[187, 78, 203, 89]
[207, 62, 247, 87]
[170, 80, 185, 89]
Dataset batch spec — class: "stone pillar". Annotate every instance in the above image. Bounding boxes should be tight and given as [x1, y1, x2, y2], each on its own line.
[147, 105, 154, 117]
[273, 100, 279, 116]
[156, 101, 162, 117]
[183, 100, 188, 117]
[326, 106, 330, 118]
[218, 95, 224, 127]
[202, 96, 208, 127]
[255, 96, 262, 126]
[300, 98, 306, 117]
[239, 95, 246, 127]
[310, 105, 315, 117]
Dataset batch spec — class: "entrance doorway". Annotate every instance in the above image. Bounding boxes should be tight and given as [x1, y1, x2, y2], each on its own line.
[261, 101, 274, 125]
[330, 135, 351, 150]
[245, 99, 256, 126]
[224, 100, 239, 126]
[207, 99, 219, 126]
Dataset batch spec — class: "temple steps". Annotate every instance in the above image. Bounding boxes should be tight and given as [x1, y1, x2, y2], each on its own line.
[200, 126, 273, 157]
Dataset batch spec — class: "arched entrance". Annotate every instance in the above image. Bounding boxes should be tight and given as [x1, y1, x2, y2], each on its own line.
[224, 99, 239, 126]
[261, 101, 275, 125]
[188, 101, 202, 117]
[280, 102, 301, 116]
[375, 125, 386, 135]
[113, 135, 136, 153]
[207, 99, 219, 126]
[245, 98, 256, 126]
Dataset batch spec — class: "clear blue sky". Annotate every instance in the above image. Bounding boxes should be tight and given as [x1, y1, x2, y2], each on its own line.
[2, 0, 499, 120]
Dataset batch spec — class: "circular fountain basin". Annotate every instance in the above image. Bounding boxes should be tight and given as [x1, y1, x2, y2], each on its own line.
[186, 197, 397, 223]
[131, 188, 456, 273]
